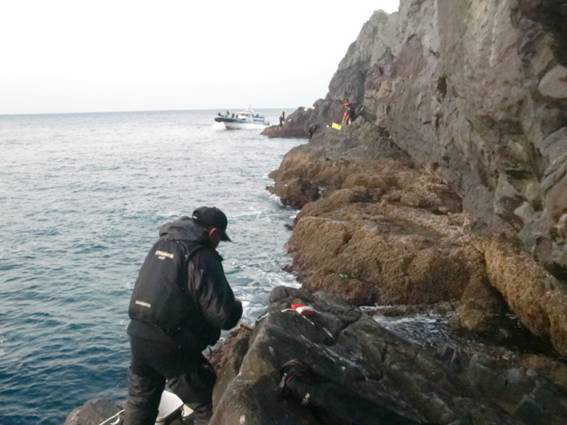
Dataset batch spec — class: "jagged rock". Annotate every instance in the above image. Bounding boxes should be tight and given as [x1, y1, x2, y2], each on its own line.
[545, 154, 567, 259]
[274, 0, 567, 279]
[268, 94, 567, 360]
[519, 354, 567, 392]
[288, 213, 483, 306]
[210, 287, 567, 425]
[455, 267, 505, 335]
[271, 150, 484, 307]
[483, 238, 567, 357]
[269, 176, 321, 210]
[262, 107, 315, 139]
[270, 151, 439, 211]
[267, 151, 321, 208]
[209, 325, 253, 409]
[258, 1, 567, 422]
[263, 10, 401, 140]
[63, 398, 122, 425]
[268, 132, 567, 358]
[540, 127, 567, 162]
[539, 65, 567, 99]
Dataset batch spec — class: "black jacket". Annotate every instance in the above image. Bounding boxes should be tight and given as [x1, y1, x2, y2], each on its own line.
[127, 217, 242, 350]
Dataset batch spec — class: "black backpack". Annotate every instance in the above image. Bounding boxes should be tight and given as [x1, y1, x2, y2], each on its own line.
[128, 238, 203, 335]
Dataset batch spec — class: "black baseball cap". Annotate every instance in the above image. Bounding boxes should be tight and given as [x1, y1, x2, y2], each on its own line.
[192, 206, 232, 242]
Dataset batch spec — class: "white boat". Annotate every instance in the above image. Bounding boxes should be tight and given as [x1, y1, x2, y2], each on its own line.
[214, 109, 270, 130]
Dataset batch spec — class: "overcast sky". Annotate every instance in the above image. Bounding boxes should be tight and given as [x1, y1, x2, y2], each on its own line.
[0, 0, 399, 115]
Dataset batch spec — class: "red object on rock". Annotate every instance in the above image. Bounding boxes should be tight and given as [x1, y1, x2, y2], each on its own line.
[290, 304, 316, 317]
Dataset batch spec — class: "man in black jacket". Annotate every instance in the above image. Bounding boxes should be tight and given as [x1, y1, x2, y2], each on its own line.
[124, 207, 243, 425]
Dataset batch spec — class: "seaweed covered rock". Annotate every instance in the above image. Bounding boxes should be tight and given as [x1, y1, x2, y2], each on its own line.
[272, 152, 474, 307]
[483, 238, 567, 357]
[270, 142, 567, 356]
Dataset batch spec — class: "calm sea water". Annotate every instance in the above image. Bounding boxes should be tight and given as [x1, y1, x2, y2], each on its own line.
[0, 110, 303, 425]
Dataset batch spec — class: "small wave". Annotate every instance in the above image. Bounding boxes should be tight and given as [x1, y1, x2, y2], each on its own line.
[373, 312, 451, 347]
[72, 243, 108, 254]
[0, 263, 19, 272]
[154, 210, 184, 220]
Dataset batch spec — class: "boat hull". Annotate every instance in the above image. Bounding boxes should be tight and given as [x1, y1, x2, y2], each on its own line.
[223, 121, 268, 130]
[214, 111, 269, 130]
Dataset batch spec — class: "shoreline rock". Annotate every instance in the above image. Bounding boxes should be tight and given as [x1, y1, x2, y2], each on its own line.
[266, 0, 567, 357]
[208, 287, 567, 425]
[63, 398, 122, 425]
[269, 140, 567, 354]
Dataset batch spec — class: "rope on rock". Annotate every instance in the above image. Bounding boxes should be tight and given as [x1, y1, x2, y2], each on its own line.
[97, 409, 124, 425]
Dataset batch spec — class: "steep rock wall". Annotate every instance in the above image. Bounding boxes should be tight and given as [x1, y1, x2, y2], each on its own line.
[274, 0, 567, 279]
[372, 0, 567, 278]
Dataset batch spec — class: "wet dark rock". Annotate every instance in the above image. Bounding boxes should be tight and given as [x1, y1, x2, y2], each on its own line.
[209, 325, 253, 410]
[211, 287, 567, 425]
[262, 107, 315, 139]
[63, 398, 122, 425]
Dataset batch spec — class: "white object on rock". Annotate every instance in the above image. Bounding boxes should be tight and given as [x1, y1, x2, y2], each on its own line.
[181, 404, 194, 420]
[155, 391, 184, 423]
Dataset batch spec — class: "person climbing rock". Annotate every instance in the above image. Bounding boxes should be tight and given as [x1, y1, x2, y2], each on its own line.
[279, 111, 286, 127]
[341, 98, 356, 126]
[124, 207, 243, 425]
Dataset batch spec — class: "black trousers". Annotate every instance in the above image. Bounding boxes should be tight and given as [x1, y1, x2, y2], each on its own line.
[123, 335, 216, 425]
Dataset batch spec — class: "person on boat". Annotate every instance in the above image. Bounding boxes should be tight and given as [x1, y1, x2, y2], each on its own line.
[124, 207, 243, 425]
[279, 111, 286, 127]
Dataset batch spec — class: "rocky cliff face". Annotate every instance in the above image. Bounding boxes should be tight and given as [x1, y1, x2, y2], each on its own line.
[268, 0, 567, 363]
[249, 4, 567, 417]
[269, 0, 567, 279]
[269, 146, 567, 357]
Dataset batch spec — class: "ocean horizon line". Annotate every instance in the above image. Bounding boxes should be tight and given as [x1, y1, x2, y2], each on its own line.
[0, 106, 301, 118]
